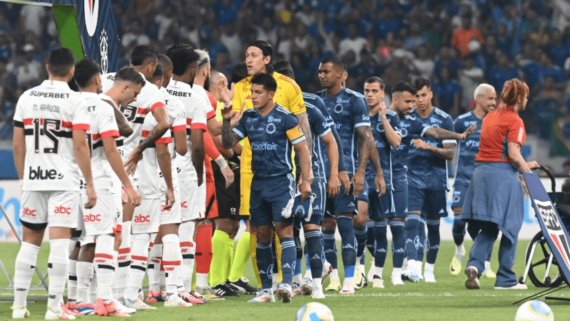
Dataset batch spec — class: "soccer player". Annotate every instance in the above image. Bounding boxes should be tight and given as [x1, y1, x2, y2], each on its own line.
[449, 84, 498, 278]
[317, 56, 377, 295]
[11, 48, 95, 320]
[217, 40, 311, 289]
[221, 73, 312, 303]
[363, 77, 406, 287]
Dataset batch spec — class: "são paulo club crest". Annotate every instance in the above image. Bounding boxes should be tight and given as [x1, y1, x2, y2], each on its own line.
[84, 0, 99, 37]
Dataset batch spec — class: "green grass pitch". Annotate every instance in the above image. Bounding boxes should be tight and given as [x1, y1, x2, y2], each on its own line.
[0, 240, 569, 320]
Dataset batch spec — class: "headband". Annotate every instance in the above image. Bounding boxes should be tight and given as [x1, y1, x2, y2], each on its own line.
[249, 42, 272, 57]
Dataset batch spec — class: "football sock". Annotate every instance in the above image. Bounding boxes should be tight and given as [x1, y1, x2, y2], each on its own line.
[452, 212, 466, 247]
[226, 237, 234, 281]
[195, 224, 213, 289]
[373, 220, 388, 268]
[256, 242, 273, 289]
[404, 214, 420, 261]
[68, 257, 77, 304]
[366, 220, 375, 256]
[148, 243, 162, 293]
[114, 221, 131, 300]
[390, 220, 406, 268]
[126, 233, 150, 301]
[322, 228, 337, 270]
[426, 218, 440, 265]
[90, 271, 98, 304]
[306, 230, 323, 279]
[162, 234, 182, 296]
[210, 230, 231, 286]
[304, 243, 310, 272]
[94, 234, 115, 302]
[360, 250, 366, 266]
[76, 261, 93, 303]
[417, 218, 426, 262]
[279, 237, 296, 285]
[272, 237, 279, 277]
[275, 234, 283, 283]
[179, 221, 195, 292]
[250, 233, 262, 287]
[229, 231, 250, 282]
[354, 224, 368, 260]
[294, 236, 303, 278]
[337, 216, 356, 278]
[46, 239, 69, 310]
[13, 242, 39, 307]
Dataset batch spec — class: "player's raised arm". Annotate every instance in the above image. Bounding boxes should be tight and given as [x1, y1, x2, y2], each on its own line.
[378, 102, 401, 148]
[221, 103, 246, 148]
[423, 125, 476, 141]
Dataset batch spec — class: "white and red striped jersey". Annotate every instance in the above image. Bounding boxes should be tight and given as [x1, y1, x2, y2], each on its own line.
[81, 92, 120, 191]
[158, 87, 186, 189]
[101, 72, 166, 160]
[138, 112, 172, 199]
[165, 80, 208, 181]
[13, 80, 90, 191]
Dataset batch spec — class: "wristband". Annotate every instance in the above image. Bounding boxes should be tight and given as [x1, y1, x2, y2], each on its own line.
[214, 155, 228, 169]
[223, 101, 232, 108]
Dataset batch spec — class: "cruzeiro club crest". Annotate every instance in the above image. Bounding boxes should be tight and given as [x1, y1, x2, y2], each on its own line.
[266, 123, 276, 134]
[84, 0, 100, 37]
[100, 30, 109, 74]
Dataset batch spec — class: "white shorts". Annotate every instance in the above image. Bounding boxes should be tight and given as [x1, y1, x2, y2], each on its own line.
[20, 191, 80, 229]
[160, 186, 181, 225]
[132, 198, 160, 234]
[180, 180, 204, 222]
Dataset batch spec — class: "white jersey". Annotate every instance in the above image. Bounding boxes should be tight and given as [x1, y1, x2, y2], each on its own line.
[101, 71, 166, 160]
[165, 80, 208, 181]
[98, 93, 126, 191]
[13, 80, 90, 191]
[158, 87, 186, 190]
[81, 92, 120, 191]
[138, 113, 172, 198]
[192, 84, 216, 120]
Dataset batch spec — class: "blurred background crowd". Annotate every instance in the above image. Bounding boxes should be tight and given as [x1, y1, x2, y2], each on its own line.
[1, 0, 570, 173]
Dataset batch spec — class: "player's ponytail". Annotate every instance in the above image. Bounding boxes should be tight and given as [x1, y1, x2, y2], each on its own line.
[499, 78, 529, 111]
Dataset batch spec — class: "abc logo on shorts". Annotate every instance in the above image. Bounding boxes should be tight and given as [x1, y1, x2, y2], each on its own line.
[54, 206, 71, 215]
[134, 215, 151, 224]
[84, 213, 101, 223]
[22, 207, 37, 217]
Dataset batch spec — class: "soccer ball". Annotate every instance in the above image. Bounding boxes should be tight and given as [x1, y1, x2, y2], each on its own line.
[296, 302, 334, 321]
[515, 300, 554, 321]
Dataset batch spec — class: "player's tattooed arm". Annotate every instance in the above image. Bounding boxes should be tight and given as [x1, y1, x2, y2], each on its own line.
[413, 139, 455, 160]
[136, 106, 170, 151]
[424, 124, 476, 140]
[296, 112, 313, 159]
[102, 99, 133, 137]
[352, 126, 370, 197]
[507, 142, 539, 172]
[222, 119, 242, 148]
[368, 128, 386, 196]
[156, 143, 175, 209]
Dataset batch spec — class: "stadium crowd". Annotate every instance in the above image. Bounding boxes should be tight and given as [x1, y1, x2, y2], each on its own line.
[1, 0, 570, 139]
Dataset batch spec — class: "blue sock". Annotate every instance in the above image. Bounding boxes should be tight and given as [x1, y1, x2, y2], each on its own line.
[405, 215, 421, 261]
[426, 218, 440, 265]
[360, 250, 366, 266]
[304, 243, 311, 271]
[256, 242, 273, 289]
[322, 229, 337, 270]
[389, 220, 406, 268]
[452, 213, 466, 247]
[305, 230, 323, 279]
[294, 236, 302, 277]
[337, 216, 356, 278]
[280, 237, 296, 285]
[271, 238, 279, 274]
[354, 224, 367, 259]
[373, 220, 388, 268]
[417, 218, 426, 262]
[366, 220, 375, 256]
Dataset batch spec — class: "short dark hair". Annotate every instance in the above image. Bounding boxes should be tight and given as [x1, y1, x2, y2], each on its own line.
[157, 53, 172, 68]
[151, 64, 164, 82]
[47, 47, 75, 77]
[251, 72, 277, 92]
[74, 58, 101, 88]
[364, 77, 386, 90]
[321, 56, 345, 71]
[115, 67, 146, 86]
[391, 81, 417, 98]
[231, 62, 248, 84]
[166, 43, 200, 76]
[413, 77, 431, 91]
[273, 60, 294, 79]
[130, 45, 157, 66]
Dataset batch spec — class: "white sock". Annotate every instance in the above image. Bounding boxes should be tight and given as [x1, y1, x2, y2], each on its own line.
[126, 233, 150, 301]
[47, 239, 69, 310]
[456, 244, 465, 256]
[356, 257, 362, 269]
[179, 221, 195, 292]
[293, 273, 302, 285]
[304, 269, 312, 280]
[425, 263, 434, 272]
[330, 269, 339, 280]
[196, 273, 209, 289]
[148, 243, 162, 293]
[375, 266, 383, 278]
[392, 268, 402, 278]
[114, 221, 131, 300]
[67, 258, 77, 303]
[94, 234, 115, 302]
[312, 278, 322, 289]
[76, 261, 93, 304]
[162, 234, 182, 296]
[13, 242, 40, 307]
[485, 261, 491, 271]
[345, 277, 354, 284]
[89, 272, 98, 304]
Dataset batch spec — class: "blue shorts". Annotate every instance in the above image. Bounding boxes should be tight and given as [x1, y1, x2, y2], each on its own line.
[358, 181, 370, 204]
[392, 172, 408, 217]
[368, 188, 395, 220]
[451, 183, 469, 209]
[250, 174, 296, 226]
[408, 185, 448, 218]
[295, 176, 326, 226]
[325, 180, 358, 217]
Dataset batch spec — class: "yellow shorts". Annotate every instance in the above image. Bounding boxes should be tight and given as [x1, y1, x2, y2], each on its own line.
[239, 172, 253, 215]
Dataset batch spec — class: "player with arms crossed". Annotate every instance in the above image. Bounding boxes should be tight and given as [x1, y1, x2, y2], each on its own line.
[222, 73, 312, 303]
[449, 84, 497, 278]
[11, 48, 95, 320]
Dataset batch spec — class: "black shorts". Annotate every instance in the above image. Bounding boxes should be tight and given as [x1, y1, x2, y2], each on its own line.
[212, 161, 248, 221]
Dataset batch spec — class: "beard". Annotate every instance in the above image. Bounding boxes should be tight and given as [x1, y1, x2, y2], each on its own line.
[203, 74, 210, 91]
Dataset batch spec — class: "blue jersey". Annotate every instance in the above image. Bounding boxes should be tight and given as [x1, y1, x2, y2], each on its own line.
[453, 111, 483, 187]
[407, 107, 455, 190]
[391, 113, 429, 174]
[294, 102, 332, 178]
[316, 88, 370, 175]
[365, 110, 401, 190]
[233, 104, 305, 178]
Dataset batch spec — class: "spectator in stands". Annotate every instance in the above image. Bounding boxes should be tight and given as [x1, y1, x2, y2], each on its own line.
[434, 46, 461, 78]
[547, 29, 570, 68]
[412, 44, 434, 80]
[374, 6, 402, 39]
[495, 24, 512, 57]
[221, 22, 242, 65]
[433, 66, 460, 116]
[339, 22, 367, 64]
[452, 13, 484, 57]
[18, 4, 46, 37]
[563, 160, 570, 176]
[404, 22, 427, 52]
[458, 54, 484, 111]
[487, 50, 520, 94]
[540, 50, 567, 91]
[121, 19, 150, 48]
[0, 31, 12, 62]
[7, 44, 42, 88]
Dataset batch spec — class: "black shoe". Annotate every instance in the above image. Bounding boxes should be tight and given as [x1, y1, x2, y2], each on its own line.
[228, 278, 258, 294]
[212, 283, 240, 297]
